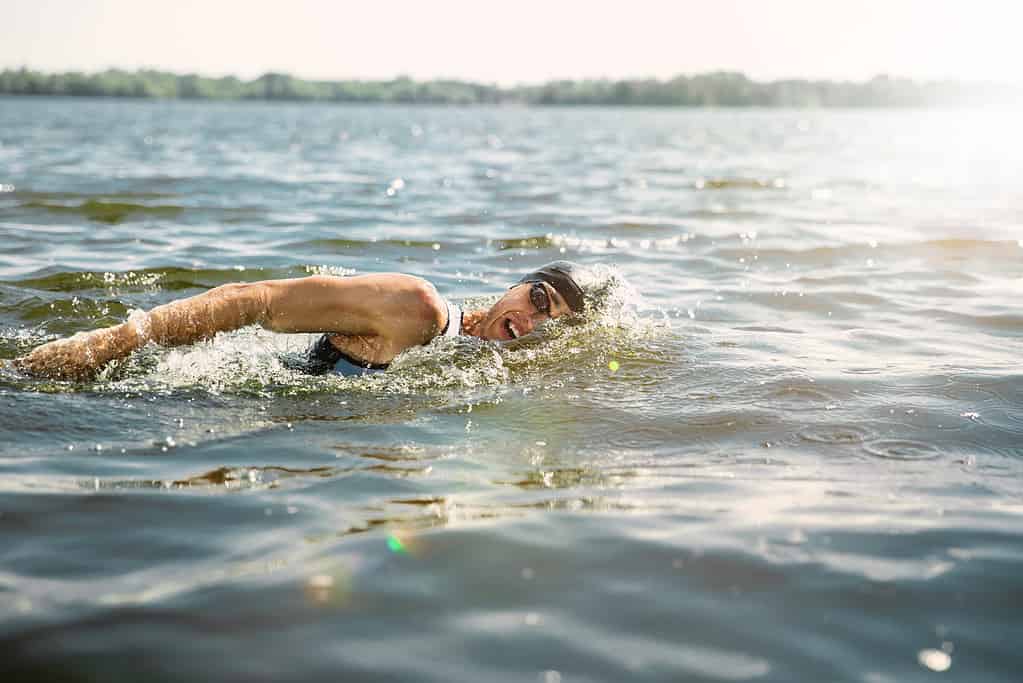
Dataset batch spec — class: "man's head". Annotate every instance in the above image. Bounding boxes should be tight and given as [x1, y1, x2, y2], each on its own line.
[475, 261, 593, 341]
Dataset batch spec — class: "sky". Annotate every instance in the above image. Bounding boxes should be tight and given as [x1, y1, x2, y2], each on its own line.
[2, 0, 1021, 85]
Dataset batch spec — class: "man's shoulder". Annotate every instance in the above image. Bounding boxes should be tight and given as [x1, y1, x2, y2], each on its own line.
[377, 274, 448, 345]
[413, 277, 449, 337]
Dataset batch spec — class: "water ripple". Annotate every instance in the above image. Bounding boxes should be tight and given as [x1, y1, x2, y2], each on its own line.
[797, 424, 875, 445]
[862, 439, 942, 461]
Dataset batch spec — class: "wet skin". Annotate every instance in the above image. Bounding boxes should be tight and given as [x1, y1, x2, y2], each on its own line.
[472, 281, 572, 341]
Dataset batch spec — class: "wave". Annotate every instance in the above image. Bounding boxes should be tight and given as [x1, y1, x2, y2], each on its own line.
[714, 238, 1023, 263]
[19, 199, 184, 224]
[285, 238, 443, 252]
[2, 265, 330, 294]
[692, 177, 788, 190]
[11, 190, 177, 201]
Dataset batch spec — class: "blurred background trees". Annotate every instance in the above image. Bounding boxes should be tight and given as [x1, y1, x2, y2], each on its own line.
[0, 67, 1012, 106]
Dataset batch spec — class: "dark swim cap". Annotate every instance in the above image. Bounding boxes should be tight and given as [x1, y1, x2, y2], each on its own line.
[517, 261, 591, 313]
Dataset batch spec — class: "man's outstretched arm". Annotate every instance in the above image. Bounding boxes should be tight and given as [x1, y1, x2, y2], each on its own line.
[15, 273, 446, 380]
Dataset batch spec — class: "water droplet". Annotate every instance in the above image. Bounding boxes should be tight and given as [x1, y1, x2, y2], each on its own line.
[309, 574, 333, 589]
[918, 649, 951, 672]
[608, 360, 620, 372]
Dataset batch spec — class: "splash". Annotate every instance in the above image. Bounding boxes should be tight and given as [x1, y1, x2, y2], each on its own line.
[379, 263, 657, 392]
[108, 326, 323, 396]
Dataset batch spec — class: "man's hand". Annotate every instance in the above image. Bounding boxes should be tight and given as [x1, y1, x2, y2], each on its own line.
[15, 323, 139, 381]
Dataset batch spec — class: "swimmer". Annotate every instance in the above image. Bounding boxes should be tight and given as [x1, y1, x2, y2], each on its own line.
[15, 261, 596, 380]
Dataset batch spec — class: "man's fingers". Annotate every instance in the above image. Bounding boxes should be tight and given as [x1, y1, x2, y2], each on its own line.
[11, 337, 107, 382]
[13, 350, 70, 380]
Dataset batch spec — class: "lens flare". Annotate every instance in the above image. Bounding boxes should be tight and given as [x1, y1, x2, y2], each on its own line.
[387, 534, 407, 554]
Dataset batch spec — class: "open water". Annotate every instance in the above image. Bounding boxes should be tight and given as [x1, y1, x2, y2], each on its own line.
[1, 98, 1022, 682]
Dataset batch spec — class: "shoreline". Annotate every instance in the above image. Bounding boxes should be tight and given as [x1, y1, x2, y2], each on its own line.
[2, 68, 1017, 108]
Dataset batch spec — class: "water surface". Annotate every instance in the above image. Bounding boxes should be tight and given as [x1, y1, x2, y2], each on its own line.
[2, 98, 1023, 682]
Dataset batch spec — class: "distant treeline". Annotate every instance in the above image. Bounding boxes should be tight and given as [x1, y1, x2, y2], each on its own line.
[0, 68, 1015, 107]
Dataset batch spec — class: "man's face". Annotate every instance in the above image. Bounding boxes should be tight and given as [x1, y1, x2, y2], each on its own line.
[479, 281, 573, 341]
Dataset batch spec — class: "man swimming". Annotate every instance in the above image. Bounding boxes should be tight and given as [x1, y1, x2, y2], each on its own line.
[15, 261, 594, 381]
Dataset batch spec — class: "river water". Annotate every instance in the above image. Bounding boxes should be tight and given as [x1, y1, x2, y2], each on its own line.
[1, 98, 1022, 682]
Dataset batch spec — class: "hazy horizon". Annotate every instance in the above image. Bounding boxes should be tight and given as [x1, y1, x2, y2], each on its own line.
[4, 0, 1022, 87]
[4, 65, 1013, 89]
[0, 66, 1014, 89]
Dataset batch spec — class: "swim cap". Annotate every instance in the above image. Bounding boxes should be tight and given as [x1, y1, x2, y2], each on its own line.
[516, 261, 592, 313]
